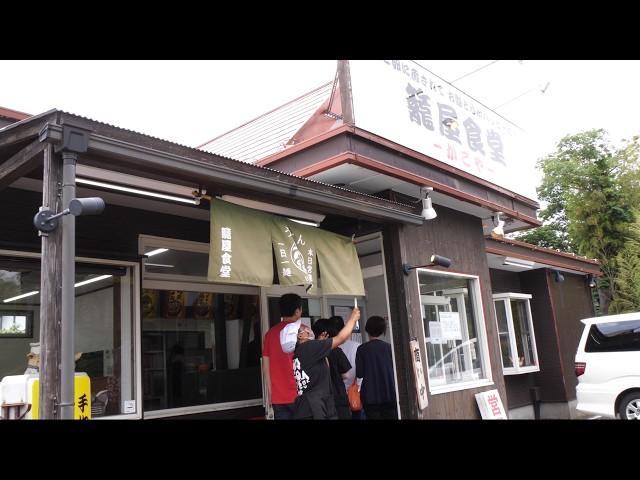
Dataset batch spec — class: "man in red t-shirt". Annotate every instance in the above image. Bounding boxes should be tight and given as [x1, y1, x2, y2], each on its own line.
[262, 293, 301, 419]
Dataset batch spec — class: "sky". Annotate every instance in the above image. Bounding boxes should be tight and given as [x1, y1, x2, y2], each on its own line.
[2, 60, 639, 200]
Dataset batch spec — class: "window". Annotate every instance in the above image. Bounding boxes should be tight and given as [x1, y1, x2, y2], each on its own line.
[585, 319, 640, 352]
[140, 235, 263, 416]
[0, 254, 139, 418]
[416, 269, 492, 392]
[492, 293, 539, 374]
[141, 289, 262, 411]
[0, 311, 33, 338]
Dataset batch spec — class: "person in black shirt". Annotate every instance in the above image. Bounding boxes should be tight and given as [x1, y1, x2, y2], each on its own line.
[312, 318, 352, 420]
[291, 307, 360, 420]
[355, 316, 398, 419]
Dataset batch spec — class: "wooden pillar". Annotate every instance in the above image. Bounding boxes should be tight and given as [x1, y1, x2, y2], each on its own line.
[38, 143, 62, 419]
[383, 223, 423, 419]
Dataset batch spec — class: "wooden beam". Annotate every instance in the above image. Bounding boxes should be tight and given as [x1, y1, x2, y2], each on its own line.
[39, 143, 63, 419]
[0, 139, 45, 191]
[0, 113, 55, 150]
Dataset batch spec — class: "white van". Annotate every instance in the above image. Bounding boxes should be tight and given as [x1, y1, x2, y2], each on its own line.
[575, 312, 640, 420]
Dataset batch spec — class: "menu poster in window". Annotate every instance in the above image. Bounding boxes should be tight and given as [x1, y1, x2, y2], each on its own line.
[410, 339, 428, 410]
[193, 292, 214, 320]
[163, 290, 185, 319]
[439, 312, 462, 340]
[428, 321, 445, 344]
[141, 289, 159, 319]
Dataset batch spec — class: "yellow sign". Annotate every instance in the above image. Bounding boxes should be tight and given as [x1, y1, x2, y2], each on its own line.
[30, 374, 92, 419]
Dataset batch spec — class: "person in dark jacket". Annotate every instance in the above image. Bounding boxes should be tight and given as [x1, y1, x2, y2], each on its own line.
[312, 318, 352, 420]
[355, 316, 397, 419]
[288, 308, 360, 420]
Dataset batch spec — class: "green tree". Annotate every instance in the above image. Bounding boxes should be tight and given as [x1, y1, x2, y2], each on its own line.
[516, 130, 638, 313]
[609, 210, 640, 313]
[515, 223, 575, 251]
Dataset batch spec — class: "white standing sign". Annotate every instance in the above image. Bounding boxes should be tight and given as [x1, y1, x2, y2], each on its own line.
[439, 312, 462, 340]
[475, 389, 508, 419]
[349, 60, 535, 199]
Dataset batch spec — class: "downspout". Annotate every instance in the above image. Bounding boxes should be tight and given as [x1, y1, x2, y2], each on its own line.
[59, 126, 91, 419]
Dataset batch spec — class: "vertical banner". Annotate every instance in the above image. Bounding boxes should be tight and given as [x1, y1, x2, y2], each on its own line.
[271, 220, 317, 290]
[208, 198, 275, 286]
[314, 228, 365, 296]
[410, 339, 428, 410]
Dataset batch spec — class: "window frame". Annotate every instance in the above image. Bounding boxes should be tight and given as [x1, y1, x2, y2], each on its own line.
[0, 310, 34, 338]
[0, 248, 142, 420]
[492, 292, 540, 375]
[415, 268, 494, 395]
[139, 235, 263, 418]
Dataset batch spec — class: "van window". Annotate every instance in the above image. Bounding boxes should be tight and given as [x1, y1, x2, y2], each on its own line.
[585, 320, 640, 352]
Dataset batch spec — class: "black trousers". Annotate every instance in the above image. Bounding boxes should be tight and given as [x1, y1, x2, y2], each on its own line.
[363, 402, 397, 419]
[336, 404, 352, 420]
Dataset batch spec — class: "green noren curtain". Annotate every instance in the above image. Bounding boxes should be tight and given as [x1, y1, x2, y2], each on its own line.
[208, 198, 274, 286]
[208, 199, 364, 296]
[314, 228, 365, 296]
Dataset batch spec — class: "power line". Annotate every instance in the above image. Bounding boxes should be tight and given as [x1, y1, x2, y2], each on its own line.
[410, 60, 523, 131]
[450, 60, 500, 84]
[493, 82, 551, 110]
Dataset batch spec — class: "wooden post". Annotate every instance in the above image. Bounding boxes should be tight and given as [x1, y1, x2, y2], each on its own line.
[39, 143, 63, 419]
[383, 223, 422, 419]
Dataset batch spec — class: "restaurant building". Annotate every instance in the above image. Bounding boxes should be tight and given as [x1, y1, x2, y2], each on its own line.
[0, 61, 599, 419]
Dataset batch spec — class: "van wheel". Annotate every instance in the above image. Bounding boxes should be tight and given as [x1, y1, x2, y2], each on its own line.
[618, 392, 640, 420]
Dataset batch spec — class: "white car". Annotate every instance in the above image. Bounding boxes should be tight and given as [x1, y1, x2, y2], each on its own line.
[575, 312, 640, 420]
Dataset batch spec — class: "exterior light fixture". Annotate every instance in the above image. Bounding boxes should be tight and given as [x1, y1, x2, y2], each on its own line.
[78, 178, 199, 205]
[145, 248, 169, 257]
[586, 274, 596, 288]
[3, 291, 39, 303]
[420, 187, 437, 221]
[3, 275, 112, 303]
[402, 254, 452, 275]
[33, 197, 106, 233]
[553, 270, 565, 283]
[503, 257, 535, 269]
[491, 212, 505, 239]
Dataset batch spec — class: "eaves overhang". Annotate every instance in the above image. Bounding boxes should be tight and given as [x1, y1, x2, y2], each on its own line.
[485, 236, 601, 276]
[23, 112, 423, 226]
[256, 126, 541, 230]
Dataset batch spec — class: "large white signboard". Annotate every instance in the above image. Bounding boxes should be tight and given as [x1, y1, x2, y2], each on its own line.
[349, 60, 535, 198]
